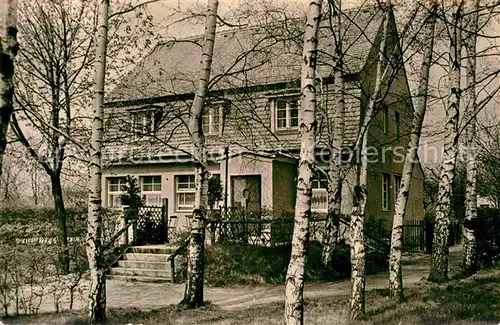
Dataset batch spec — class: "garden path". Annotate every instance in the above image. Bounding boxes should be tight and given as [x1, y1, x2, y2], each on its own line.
[28, 245, 463, 314]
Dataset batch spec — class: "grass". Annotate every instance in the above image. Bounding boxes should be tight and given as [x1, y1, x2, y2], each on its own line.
[5, 267, 500, 325]
[204, 241, 387, 286]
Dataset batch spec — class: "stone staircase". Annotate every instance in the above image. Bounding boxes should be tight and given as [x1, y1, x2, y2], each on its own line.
[107, 245, 178, 283]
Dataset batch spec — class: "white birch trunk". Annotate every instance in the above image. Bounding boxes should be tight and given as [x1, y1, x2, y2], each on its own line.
[322, 0, 344, 267]
[462, 0, 479, 275]
[86, 0, 109, 323]
[388, 4, 437, 300]
[428, 1, 463, 283]
[349, 8, 388, 320]
[284, 1, 322, 324]
[181, 0, 218, 309]
[0, 0, 18, 178]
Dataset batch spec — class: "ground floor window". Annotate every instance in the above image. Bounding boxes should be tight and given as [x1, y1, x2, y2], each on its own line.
[176, 175, 196, 211]
[382, 173, 390, 211]
[394, 175, 401, 205]
[140, 175, 162, 206]
[107, 177, 127, 207]
[311, 177, 328, 213]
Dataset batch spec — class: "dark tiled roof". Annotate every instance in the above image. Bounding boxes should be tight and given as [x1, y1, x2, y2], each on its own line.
[107, 6, 385, 103]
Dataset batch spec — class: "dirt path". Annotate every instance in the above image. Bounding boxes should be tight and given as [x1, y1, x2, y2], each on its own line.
[24, 246, 463, 314]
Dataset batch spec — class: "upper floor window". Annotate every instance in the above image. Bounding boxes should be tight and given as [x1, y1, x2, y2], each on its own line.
[275, 97, 299, 130]
[131, 108, 163, 139]
[395, 111, 401, 138]
[383, 105, 389, 135]
[202, 105, 222, 135]
[140, 175, 162, 206]
[382, 173, 390, 211]
[107, 177, 127, 208]
[176, 175, 196, 212]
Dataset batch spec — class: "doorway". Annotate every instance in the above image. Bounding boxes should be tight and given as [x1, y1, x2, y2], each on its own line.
[231, 175, 261, 211]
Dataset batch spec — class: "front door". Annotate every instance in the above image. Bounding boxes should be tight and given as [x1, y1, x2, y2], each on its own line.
[231, 175, 261, 211]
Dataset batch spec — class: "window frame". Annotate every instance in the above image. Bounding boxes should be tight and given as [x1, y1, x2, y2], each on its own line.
[202, 105, 223, 136]
[274, 96, 300, 131]
[395, 111, 401, 138]
[175, 175, 196, 212]
[383, 105, 389, 135]
[394, 175, 402, 205]
[140, 175, 162, 206]
[107, 177, 127, 208]
[130, 107, 163, 140]
[382, 173, 390, 211]
[311, 176, 328, 213]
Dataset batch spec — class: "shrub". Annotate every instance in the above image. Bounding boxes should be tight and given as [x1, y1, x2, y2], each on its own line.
[475, 207, 500, 267]
[0, 209, 86, 242]
[204, 240, 387, 286]
[0, 208, 88, 316]
[0, 240, 88, 316]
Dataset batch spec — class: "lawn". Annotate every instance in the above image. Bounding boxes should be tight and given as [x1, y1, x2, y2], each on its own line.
[4, 267, 500, 325]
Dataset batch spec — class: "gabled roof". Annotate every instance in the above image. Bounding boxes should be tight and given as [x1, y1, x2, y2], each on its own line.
[107, 5, 386, 103]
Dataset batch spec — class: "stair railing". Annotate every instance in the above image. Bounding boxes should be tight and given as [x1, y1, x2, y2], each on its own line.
[166, 238, 189, 283]
[103, 217, 139, 273]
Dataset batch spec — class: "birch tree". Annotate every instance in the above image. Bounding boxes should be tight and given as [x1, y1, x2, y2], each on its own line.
[388, 2, 437, 300]
[86, 0, 109, 322]
[462, 0, 480, 275]
[428, 0, 463, 283]
[321, 0, 344, 267]
[9, 1, 92, 273]
[349, 5, 389, 319]
[10, 0, 157, 273]
[0, 0, 18, 177]
[180, 0, 218, 309]
[284, 2, 322, 324]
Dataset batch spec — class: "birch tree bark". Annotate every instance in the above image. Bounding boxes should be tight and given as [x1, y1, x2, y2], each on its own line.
[86, 0, 109, 323]
[349, 7, 389, 320]
[388, 3, 437, 300]
[284, 1, 322, 324]
[0, 0, 18, 178]
[462, 0, 480, 275]
[322, 0, 344, 267]
[428, 0, 463, 283]
[180, 0, 218, 309]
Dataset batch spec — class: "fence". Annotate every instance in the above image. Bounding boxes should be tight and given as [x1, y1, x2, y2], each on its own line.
[131, 204, 168, 245]
[403, 220, 425, 253]
[208, 217, 327, 247]
[402, 220, 462, 253]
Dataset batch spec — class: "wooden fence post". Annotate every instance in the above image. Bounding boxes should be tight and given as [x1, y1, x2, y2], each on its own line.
[419, 220, 425, 252]
[119, 208, 128, 246]
[170, 258, 175, 283]
[162, 198, 168, 243]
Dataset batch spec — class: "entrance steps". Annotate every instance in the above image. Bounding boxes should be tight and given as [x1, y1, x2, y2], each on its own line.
[107, 245, 178, 283]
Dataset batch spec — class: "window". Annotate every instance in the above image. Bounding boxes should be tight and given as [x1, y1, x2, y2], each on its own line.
[383, 105, 389, 134]
[202, 105, 222, 135]
[382, 173, 390, 211]
[176, 175, 196, 211]
[395, 111, 401, 138]
[140, 176, 162, 206]
[107, 177, 127, 208]
[275, 97, 299, 130]
[394, 175, 402, 205]
[311, 177, 328, 213]
[208, 174, 222, 209]
[131, 108, 163, 139]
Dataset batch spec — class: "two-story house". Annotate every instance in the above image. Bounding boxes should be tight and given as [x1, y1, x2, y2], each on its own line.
[102, 5, 424, 229]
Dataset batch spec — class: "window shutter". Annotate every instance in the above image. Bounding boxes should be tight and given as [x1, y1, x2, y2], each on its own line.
[269, 99, 275, 132]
